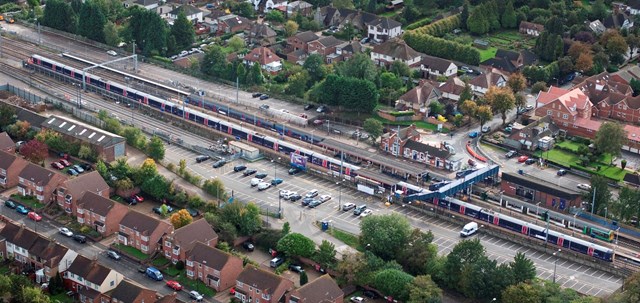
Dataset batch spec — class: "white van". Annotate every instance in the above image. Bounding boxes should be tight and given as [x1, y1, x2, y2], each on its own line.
[250, 178, 262, 187]
[305, 189, 319, 198]
[258, 182, 271, 191]
[460, 222, 478, 237]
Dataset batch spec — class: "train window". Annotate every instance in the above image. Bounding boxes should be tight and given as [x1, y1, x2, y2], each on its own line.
[586, 227, 614, 242]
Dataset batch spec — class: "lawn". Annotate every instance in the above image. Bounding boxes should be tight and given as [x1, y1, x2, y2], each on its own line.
[113, 244, 149, 260]
[535, 149, 580, 166]
[478, 46, 498, 62]
[152, 256, 170, 267]
[373, 115, 450, 133]
[327, 227, 360, 249]
[50, 293, 75, 303]
[175, 271, 216, 297]
[163, 264, 181, 277]
[556, 140, 584, 153]
[536, 147, 628, 181]
[9, 194, 45, 209]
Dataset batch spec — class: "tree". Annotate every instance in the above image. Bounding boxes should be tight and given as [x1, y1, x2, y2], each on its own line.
[501, 0, 517, 28]
[96, 160, 109, 182]
[531, 81, 548, 95]
[631, 78, 640, 96]
[203, 178, 227, 201]
[360, 213, 411, 261]
[476, 105, 493, 130]
[468, 5, 490, 34]
[408, 275, 442, 303]
[6, 120, 32, 141]
[19, 139, 48, 164]
[594, 122, 626, 162]
[303, 54, 326, 84]
[486, 86, 515, 125]
[122, 127, 145, 148]
[372, 269, 414, 301]
[315, 240, 337, 269]
[459, 82, 473, 106]
[588, 175, 613, 216]
[77, 144, 93, 160]
[575, 52, 594, 72]
[363, 118, 383, 144]
[78, 0, 107, 43]
[265, 10, 285, 23]
[336, 252, 368, 285]
[285, 71, 310, 97]
[502, 283, 542, 303]
[604, 31, 629, 64]
[443, 239, 485, 289]
[332, 0, 355, 9]
[232, 2, 255, 18]
[507, 73, 526, 94]
[228, 35, 246, 52]
[0, 275, 11, 297]
[277, 233, 316, 258]
[298, 269, 309, 285]
[459, 256, 511, 300]
[201, 45, 228, 77]
[398, 229, 437, 276]
[42, 0, 77, 34]
[510, 252, 536, 284]
[334, 53, 378, 83]
[460, 100, 478, 124]
[428, 101, 445, 116]
[612, 187, 640, 225]
[591, 0, 608, 21]
[103, 21, 120, 47]
[141, 175, 170, 200]
[0, 104, 16, 130]
[170, 209, 194, 229]
[146, 136, 165, 161]
[284, 20, 299, 37]
[389, 60, 411, 77]
[568, 42, 592, 61]
[282, 222, 291, 235]
[171, 12, 196, 50]
[19, 286, 51, 303]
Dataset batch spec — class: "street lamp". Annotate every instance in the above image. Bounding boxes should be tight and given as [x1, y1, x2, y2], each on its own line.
[272, 157, 282, 217]
[604, 207, 608, 222]
[553, 249, 561, 283]
[337, 179, 344, 210]
[536, 202, 541, 216]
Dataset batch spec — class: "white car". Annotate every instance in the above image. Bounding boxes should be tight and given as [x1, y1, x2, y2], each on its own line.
[577, 183, 592, 191]
[250, 178, 263, 187]
[279, 190, 292, 198]
[258, 182, 271, 191]
[319, 195, 332, 203]
[283, 191, 298, 200]
[359, 209, 373, 218]
[106, 50, 117, 56]
[189, 290, 203, 302]
[59, 227, 73, 237]
[342, 202, 356, 211]
[350, 297, 364, 303]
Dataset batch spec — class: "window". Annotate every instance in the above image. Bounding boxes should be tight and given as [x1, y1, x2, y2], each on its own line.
[562, 114, 568, 119]
[76, 209, 83, 214]
[110, 281, 115, 286]
[141, 245, 148, 252]
[36, 186, 43, 191]
[187, 270, 194, 277]
[198, 272, 202, 278]
[547, 110, 552, 116]
[187, 260, 193, 266]
[165, 241, 172, 248]
[563, 122, 568, 127]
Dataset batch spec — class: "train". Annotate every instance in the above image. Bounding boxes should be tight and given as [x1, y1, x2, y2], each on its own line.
[437, 197, 615, 262]
[26, 54, 360, 177]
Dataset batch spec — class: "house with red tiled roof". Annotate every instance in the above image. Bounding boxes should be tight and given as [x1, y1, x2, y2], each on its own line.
[18, 162, 67, 204]
[396, 80, 441, 114]
[234, 265, 294, 303]
[117, 211, 174, 255]
[243, 47, 282, 73]
[56, 171, 110, 215]
[0, 150, 28, 189]
[185, 242, 243, 292]
[162, 218, 218, 263]
[285, 274, 344, 303]
[380, 124, 420, 156]
[76, 192, 129, 237]
[308, 36, 345, 62]
[469, 70, 508, 95]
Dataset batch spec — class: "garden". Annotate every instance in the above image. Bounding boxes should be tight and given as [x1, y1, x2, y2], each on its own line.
[9, 194, 45, 209]
[470, 31, 537, 63]
[112, 243, 149, 261]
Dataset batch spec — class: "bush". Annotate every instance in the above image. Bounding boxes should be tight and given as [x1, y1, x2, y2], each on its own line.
[388, 111, 415, 117]
[406, 18, 433, 30]
[404, 31, 480, 65]
[175, 260, 185, 270]
[412, 15, 461, 37]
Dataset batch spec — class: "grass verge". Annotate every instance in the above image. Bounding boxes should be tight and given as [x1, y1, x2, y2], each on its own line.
[175, 271, 216, 297]
[478, 46, 498, 62]
[113, 244, 149, 260]
[152, 256, 170, 267]
[326, 227, 360, 249]
[373, 115, 450, 132]
[50, 293, 75, 303]
[10, 194, 45, 209]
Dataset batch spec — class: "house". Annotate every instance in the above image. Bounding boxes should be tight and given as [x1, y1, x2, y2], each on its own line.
[481, 49, 537, 74]
[102, 279, 156, 303]
[0, 221, 77, 281]
[0, 150, 28, 189]
[439, 77, 467, 101]
[56, 171, 110, 215]
[155, 293, 178, 303]
[286, 49, 308, 65]
[124, 0, 159, 10]
[163, 219, 218, 263]
[403, 140, 457, 170]
[286, 1, 313, 18]
[287, 31, 319, 53]
[420, 55, 457, 78]
[246, 23, 277, 46]
[519, 21, 544, 37]
[249, 0, 275, 12]
[167, 5, 204, 23]
[234, 265, 294, 303]
[308, 36, 345, 62]
[335, 40, 365, 62]
[469, 70, 508, 95]
[604, 11, 634, 30]
[41, 116, 126, 162]
[117, 211, 174, 255]
[185, 242, 243, 292]
[504, 116, 559, 150]
[371, 38, 422, 67]
[217, 14, 251, 34]
[243, 47, 283, 73]
[76, 192, 129, 237]
[396, 80, 441, 115]
[380, 125, 420, 156]
[0, 132, 14, 153]
[366, 17, 403, 42]
[386, 0, 404, 11]
[64, 255, 124, 303]
[285, 274, 343, 303]
[18, 162, 67, 204]
[501, 172, 583, 210]
[624, 0, 640, 15]
[589, 20, 606, 35]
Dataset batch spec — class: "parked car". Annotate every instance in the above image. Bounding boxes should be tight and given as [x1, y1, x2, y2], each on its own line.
[271, 178, 283, 185]
[153, 205, 174, 214]
[301, 198, 314, 206]
[67, 169, 78, 176]
[243, 169, 257, 176]
[255, 172, 268, 179]
[186, 208, 200, 217]
[16, 205, 29, 214]
[505, 150, 518, 158]
[106, 250, 121, 260]
[257, 182, 271, 191]
[107, 50, 117, 56]
[289, 193, 302, 201]
[359, 209, 373, 218]
[242, 241, 255, 252]
[577, 183, 592, 191]
[189, 291, 203, 302]
[468, 131, 478, 138]
[308, 200, 322, 208]
[59, 227, 73, 237]
[363, 290, 378, 299]
[250, 178, 263, 187]
[73, 165, 84, 173]
[131, 194, 144, 203]
[526, 105, 534, 111]
[259, 104, 270, 110]
[212, 159, 226, 168]
[305, 189, 319, 198]
[350, 296, 364, 303]
[279, 190, 292, 198]
[353, 205, 367, 216]
[557, 169, 567, 176]
[259, 94, 270, 100]
[288, 167, 301, 175]
[342, 203, 356, 211]
[233, 165, 247, 172]
[313, 119, 324, 126]
[51, 162, 64, 170]
[518, 155, 529, 163]
[319, 195, 332, 203]
[317, 105, 328, 113]
[166, 280, 183, 291]
[195, 155, 211, 163]
[304, 104, 315, 110]
[525, 158, 536, 165]
[481, 125, 491, 133]
[73, 234, 87, 244]
[289, 264, 304, 273]
[252, 93, 262, 98]
[4, 200, 16, 209]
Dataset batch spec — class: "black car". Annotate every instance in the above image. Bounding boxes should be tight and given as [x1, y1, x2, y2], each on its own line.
[128, 197, 138, 205]
[252, 93, 262, 98]
[259, 94, 270, 100]
[80, 163, 93, 171]
[234, 165, 247, 172]
[242, 241, 255, 252]
[525, 158, 536, 165]
[363, 290, 378, 299]
[288, 167, 301, 175]
[289, 194, 302, 201]
[557, 169, 567, 176]
[4, 200, 16, 209]
[212, 160, 226, 168]
[255, 172, 268, 179]
[289, 264, 304, 273]
[304, 104, 315, 110]
[73, 235, 87, 244]
[243, 169, 257, 176]
[196, 155, 211, 163]
[301, 198, 314, 206]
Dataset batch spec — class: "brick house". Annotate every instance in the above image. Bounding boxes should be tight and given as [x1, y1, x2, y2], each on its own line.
[243, 47, 283, 73]
[380, 125, 420, 156]
[334, 40, 365, 62]
[0, 132, 14, 153]
[18, 162, 67, 204]
[481, 49, 537, 74]
[519, 21, 544, 37]
[308, 36, 345, 62]
[76, 192, 129, 237]
[420, 55, 458, 78]
[163, 218, 218, 263]
[217, 14, 251, 34]
[287, 31, 319, 53]
[0, 150, 28, 189]
[117, 211, 174, 255]
[234, 265, 294, 303]
[371, 38, 422, 67]
[185, 242, 243, 292]
[102, 279, 156, 303]
[440, 77, 467, 101]
[64, 255, 124, 303]
[469, 70, 508, 95]
[395, 80, 441, 114]
[501, 172, 583, 211]
[56, 171, 110, 215]
[246, 23, 277, 46]
[285, 274, 343, 303]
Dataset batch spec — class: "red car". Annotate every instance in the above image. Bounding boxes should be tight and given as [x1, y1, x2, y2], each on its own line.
[59, 159, 71, 167]
[27, 212, 42, 222]
[132, 194, 144, 203]
[50, 162, 64, 170]
[229, 287, 236, 295]
[518, 155, 529, 163]
[166, 280, 183, 291]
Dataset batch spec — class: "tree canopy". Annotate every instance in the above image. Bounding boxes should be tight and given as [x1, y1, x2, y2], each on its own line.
[277, 233, 316, 258]
[594, 122, 626, 161]
[360, 213, 412, 261]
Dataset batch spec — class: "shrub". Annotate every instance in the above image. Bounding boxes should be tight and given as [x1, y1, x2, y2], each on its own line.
[388, 111, 415, 117]
[406, 18, 433, 30]
[175, 260, 185, 270]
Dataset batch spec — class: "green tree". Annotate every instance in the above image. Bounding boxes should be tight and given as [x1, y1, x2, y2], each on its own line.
[587, 175, 613, 215]
[125, 7, 169, 55]
[77, 144, 93, 160]
[428, 101, 445, 116]
[501, 0, 517, 28]
[363, 118, 383, 143]
[389, 60, 411, 77]
[232, 2, 255, 18]
[510, 252, 536, 284]
[614, 187, 640, 223]
[6, 121, 33, 141]
[96, 160, 109, 182]
[121, 126, 145, 148]
[203, 178, 227, 201]
[201, 45, 228, 77]
[303, 54, 326, 84]
[265, 10, 285, 23]
[282, 222, 291, 235]
[284, 20, 299, 37]
[0, 104, 17, 130]
[42, 0, 77, 34]
[468, 5, 490, 34]
[78, 0, 107, 42]
[501, 283, 542, 303]
[285, 71, 310, 97]
[591, 0, 608, 21]
[408, 275, 442, 303]
[19, 286, 50, 303]
[333, 0, 355, 9]
[10, 275, 33, 303]
[103, 21, 120, 47]
[0, 275, 11, 297]
[372, 269, 414, 301]
[228, 35, 246, 52]
[334, 53, 377, 82]
[594, 122, 626, 163]
[171, 12, 196, 50]
[443, 239, 484, 289]
[460, 100, 478, 124]
[141, 174, 169, 200]
[531, 81, 548, 95]
[459, 82, 473, 106]
[398, 229, 437, 276]
[314, 240, 337, 269]
[459, 256, 511, 300]
[146, 136, 165, 161]
[360, 213, 411, 261]
[336, 252, 368, 285]
[487, 86, 515, 125]
[277, 232, 316, 258]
